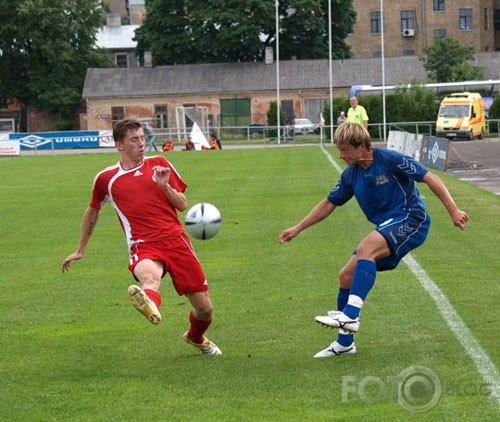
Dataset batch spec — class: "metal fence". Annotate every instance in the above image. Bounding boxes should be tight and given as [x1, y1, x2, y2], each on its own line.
[153, 119, 500, 146]
[16, 119, 500, 155]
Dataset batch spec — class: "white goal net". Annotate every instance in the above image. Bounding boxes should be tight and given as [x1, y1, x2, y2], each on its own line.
[175, 106, 209, 140]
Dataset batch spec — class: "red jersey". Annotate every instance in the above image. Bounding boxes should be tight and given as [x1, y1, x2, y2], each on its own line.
[90, 155, 187, 248]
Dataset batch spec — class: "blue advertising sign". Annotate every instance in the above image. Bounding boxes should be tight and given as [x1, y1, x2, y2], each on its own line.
[419, 136, 450, 171]
[10, 131, 101, 150]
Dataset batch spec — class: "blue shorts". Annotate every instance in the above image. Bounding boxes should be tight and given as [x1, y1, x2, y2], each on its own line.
[374, 211, 430, 271]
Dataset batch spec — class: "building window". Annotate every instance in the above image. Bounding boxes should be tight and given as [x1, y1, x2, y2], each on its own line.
[111, 107, 124, 126]
[484, 8, 489, 30]
[0, 118, 15, 132]
[495, 9, 500, 32]
[371, 11, 381, 34]
[434, 29, 447, 39]
[220, 98, 251, 128]
[433, 0, 445, 12]
[155, 105, 168, 129]
[459, 8, 473, 31]
[115, 53, 128, 68]
[401, 11, 415, 31]
[402, 49, 416, 56]
[372, 50, 382, 58]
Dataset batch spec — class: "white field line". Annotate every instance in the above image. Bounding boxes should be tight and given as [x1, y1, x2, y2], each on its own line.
[403, 254, 500, 407]
[320, 146, 500, 408]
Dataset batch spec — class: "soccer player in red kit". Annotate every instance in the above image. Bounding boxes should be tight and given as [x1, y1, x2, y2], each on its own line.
[61, 119, 221, 355]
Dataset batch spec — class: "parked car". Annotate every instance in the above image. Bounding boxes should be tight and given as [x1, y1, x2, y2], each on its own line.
[289, 118, 319, 135]
[245, 123, 266, 136]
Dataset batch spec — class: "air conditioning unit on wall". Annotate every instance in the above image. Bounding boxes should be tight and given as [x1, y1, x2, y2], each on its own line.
[403, 29, 415, 37]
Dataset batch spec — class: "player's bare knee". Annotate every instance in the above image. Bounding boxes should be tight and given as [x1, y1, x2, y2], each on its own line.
[194, 305, 213, 320]
[139, 274, 161, 291]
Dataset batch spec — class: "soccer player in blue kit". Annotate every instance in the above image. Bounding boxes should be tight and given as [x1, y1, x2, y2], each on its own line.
[279, 123, 469, 358]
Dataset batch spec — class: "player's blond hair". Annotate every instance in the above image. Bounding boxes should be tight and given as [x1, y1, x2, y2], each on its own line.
[334, 122, 372, 150]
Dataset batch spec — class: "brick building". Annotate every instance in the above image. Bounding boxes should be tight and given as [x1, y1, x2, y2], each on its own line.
[81, 53, 500, 132]
[347, 0, 500, 58]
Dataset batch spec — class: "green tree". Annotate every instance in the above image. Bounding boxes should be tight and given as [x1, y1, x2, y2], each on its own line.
[419, 37, 484, 82]
[488, 96, 500, 120]
[321, 0, 356, 59]
[390, 83, 439, 122]
[325, 85, 439, 139]
[266, 101, 286, 138]
[0, 0, 112, 122]
[135, 0, 355, 66]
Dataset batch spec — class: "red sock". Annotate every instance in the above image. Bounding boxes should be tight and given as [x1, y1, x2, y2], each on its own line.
[144, 289, 162, 309]
[188, 310, 212, 344]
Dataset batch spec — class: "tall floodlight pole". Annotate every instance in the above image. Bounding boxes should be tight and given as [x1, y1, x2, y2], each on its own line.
[380, 0, 387, 142]
[275, 0, 281, 144]
[328, 0, 334, 144]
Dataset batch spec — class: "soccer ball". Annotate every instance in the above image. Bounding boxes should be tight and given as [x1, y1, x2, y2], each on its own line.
[185, 203, 222, 240]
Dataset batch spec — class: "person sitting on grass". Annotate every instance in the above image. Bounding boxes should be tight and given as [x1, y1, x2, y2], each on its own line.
[210, 134, 222, 150]
[162, 138, 174, 152]
[183, 137, 195, 151]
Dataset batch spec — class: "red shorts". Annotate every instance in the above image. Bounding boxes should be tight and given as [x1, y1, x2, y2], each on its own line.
[128, 233, 208, 296]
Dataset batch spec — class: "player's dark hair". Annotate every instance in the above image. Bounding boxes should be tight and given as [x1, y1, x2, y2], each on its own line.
[334, 122, 372, 150]
[113, 119, 143, 142]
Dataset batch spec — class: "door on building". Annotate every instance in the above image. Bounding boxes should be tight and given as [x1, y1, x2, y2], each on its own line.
[305, 99, 326, 124]
[220, 98, 251, 132]
[282, 100, 294, 125]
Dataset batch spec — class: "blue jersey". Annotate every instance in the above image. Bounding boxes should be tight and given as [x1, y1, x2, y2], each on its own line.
[327, 148, 429, 225]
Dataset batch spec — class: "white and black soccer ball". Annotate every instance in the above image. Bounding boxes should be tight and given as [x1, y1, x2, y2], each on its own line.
[185, 203, 222, 240]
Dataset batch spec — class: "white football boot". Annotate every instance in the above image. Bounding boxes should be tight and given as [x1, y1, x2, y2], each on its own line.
[315, 310, 360, 333]
[314, 341, 356, 358]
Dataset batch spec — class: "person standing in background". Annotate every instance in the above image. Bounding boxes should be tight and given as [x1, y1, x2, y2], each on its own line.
[337, 111, 347, 126]
[347, 96, 369, 129]
[145, 122, 158, 152]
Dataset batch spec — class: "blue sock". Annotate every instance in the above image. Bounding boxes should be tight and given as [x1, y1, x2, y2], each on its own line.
[337, 287, 350, 310]
[342, 259, 376, 320]
[336, 287, 354, 347]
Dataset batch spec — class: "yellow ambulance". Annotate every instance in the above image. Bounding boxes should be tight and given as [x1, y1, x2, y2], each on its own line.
[436, 92, 486, 140]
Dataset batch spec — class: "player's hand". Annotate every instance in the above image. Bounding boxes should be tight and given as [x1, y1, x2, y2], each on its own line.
[452, 209, 469, 230]
[152, 166, 171, 187]
[61, 252, 83, 273]
[279, 227, 299, 244]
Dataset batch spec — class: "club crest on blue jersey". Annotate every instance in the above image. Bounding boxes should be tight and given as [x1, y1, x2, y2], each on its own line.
[375, 174, 389, 185]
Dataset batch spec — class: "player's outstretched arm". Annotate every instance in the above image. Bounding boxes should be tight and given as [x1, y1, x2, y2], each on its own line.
[61, 206, 100, 272]
[422, 172, 469, 230]
[279, 198, 336, 243]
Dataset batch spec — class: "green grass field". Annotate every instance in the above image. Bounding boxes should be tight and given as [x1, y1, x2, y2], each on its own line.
[1, 146, 499, 421]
